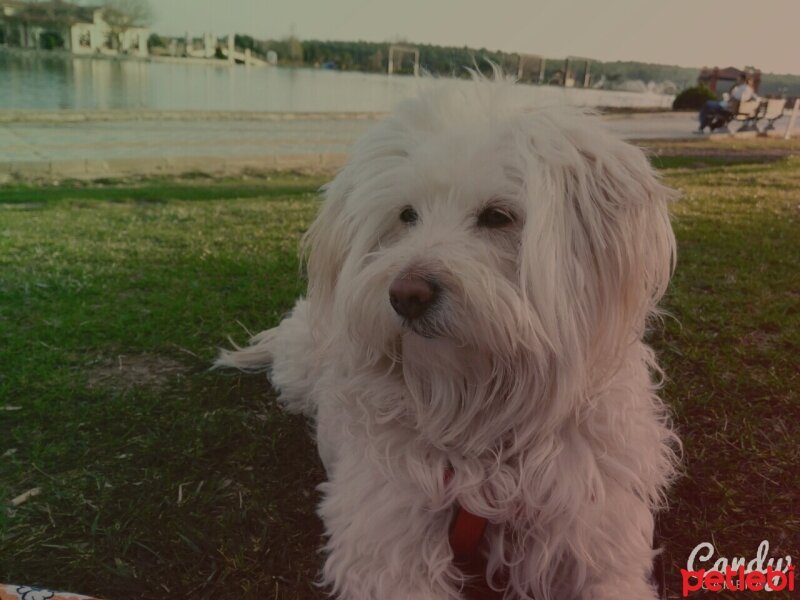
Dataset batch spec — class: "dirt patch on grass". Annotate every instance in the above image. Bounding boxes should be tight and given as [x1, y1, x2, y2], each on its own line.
[659, 147, 796, 159]
[642, 137, 800, 159]
[87, 354, 190, 390]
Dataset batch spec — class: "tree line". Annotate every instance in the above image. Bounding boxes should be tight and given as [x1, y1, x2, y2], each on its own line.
[228, 38, 798, 96]
[143, 30, 800, 96]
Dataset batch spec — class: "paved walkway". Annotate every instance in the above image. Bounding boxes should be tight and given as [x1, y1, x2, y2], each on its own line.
[0, 111, 796, 179]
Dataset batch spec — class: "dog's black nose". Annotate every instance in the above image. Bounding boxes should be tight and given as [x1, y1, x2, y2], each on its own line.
[389, 275, 437, 320]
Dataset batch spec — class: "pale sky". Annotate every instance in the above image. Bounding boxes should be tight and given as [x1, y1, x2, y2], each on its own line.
[151, 0, 800, 75]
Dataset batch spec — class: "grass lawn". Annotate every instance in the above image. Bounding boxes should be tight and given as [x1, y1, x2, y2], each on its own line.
[1, 143, 799, 599]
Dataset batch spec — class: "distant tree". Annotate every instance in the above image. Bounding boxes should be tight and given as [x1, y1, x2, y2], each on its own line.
[248, 38, 800, 93]
[372, 48, 384, 71]
[101, 0, 153, 50]
[39, 30, 64, 50]
[147, 33, 165, 48]
[760, 74, 800, 97]
[235, 34, 255, 52]
[287, 35, 303, 63]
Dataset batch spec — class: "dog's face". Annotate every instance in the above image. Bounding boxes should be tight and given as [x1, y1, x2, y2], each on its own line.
[305, 81, 676, 451]
[345, 124, 528, 348]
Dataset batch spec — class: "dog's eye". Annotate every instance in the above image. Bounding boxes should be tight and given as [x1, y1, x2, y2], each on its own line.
[400, 207, 418, 225]
[478, 207, 514, 228]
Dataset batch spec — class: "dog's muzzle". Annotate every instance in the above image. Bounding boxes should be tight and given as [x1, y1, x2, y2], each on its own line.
[389, 274, 438, 320]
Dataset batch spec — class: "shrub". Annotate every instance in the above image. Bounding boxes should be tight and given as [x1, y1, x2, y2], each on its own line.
[673, 84, 717, 110]
[40, 31, 64, 50]
[148, 33, 166, 49]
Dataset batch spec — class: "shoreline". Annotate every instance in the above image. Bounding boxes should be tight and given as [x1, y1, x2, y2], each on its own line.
[0, 45, 252, 68]
[2, 134, 796, 184]
[0, 108, 683, 125]
[0, 110, 386, 124]
[0, 153, 350, 183]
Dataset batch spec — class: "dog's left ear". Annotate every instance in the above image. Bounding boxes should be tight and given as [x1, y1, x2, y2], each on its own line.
[569, 139, 677, 329]
[520, 117, 677, 367]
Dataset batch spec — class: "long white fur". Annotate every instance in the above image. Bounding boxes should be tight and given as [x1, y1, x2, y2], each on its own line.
[216, 75, 680, 600]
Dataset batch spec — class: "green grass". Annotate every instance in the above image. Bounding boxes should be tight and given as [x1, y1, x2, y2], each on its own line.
[0, 178, 324, 205]
[0, 174, 327, 599]
[652, 156, 800, 599]
[1, 155, 798, 599]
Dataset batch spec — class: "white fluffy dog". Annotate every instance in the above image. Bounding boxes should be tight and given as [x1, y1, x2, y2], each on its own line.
[218, 77, 679, 600]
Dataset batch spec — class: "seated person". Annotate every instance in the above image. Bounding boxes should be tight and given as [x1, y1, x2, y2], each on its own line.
[696, 74, 759, 132]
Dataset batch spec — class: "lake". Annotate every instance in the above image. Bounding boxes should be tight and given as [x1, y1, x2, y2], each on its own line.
[0, 50, 674, 113]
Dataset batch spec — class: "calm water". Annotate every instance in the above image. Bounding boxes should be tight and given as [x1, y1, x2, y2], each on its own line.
[0, 51, 674, 112]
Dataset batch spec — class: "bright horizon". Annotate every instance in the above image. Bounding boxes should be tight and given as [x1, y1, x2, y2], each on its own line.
[149, 0, 800, 75]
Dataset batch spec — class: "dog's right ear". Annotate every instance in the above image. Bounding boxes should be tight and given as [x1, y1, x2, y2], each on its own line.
[302, 169, 354, 313]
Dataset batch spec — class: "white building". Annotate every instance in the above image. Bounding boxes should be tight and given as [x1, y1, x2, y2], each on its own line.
[70, 8, 147, 56]
[0, 1, 148, 57]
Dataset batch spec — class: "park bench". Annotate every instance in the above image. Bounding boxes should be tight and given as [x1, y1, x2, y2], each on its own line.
[708, 98, 785, 134]
[761, 98, 788, 131]
[732, 99, 762, 131]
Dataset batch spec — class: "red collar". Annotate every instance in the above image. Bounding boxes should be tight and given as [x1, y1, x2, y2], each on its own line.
[445, 465, 488, 561]
[446, 467, 505, 599]
[449, 501, 489, 563]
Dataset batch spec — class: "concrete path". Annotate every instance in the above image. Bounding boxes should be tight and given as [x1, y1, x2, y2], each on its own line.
[0, 110, 796, 180]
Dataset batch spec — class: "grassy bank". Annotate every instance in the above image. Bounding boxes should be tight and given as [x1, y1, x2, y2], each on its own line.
[1, 148, 798, 599]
